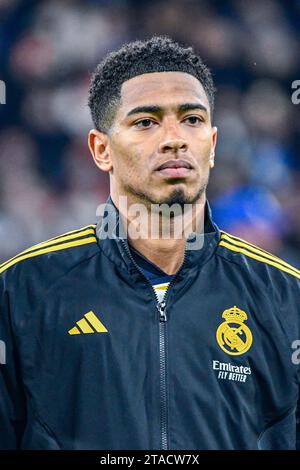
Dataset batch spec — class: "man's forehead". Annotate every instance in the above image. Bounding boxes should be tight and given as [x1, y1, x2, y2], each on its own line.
[119, 71, 209, 111]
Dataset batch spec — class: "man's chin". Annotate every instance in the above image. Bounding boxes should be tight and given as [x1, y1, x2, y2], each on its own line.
[153, 187, 205, 207]
[123, 183, 206, 208]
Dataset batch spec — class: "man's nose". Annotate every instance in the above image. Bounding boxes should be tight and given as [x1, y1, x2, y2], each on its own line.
[158, 126, 188, 153]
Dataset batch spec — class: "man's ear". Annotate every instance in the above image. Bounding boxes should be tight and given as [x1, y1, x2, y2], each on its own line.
[88, 129, 113, 173]
[209, 126, 217, 169]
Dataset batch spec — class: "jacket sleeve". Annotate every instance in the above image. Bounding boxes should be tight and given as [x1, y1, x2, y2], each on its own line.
[0, 273, 27, 449]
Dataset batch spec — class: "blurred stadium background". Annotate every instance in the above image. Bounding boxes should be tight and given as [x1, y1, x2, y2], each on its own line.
[0, 0, 300, 265]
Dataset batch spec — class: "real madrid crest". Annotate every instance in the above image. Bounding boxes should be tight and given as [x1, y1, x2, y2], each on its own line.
[216, 306, 253, 356]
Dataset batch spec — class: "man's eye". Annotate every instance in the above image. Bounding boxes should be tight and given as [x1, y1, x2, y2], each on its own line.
[134, 119, 155, 128]
[184, 116, 202, 125]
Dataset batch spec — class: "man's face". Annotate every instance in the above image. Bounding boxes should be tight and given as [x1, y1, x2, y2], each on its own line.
[91, 71, 217, 207]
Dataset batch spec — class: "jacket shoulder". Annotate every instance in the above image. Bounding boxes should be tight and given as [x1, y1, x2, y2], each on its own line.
[0, 224, 98, 277]
[217, 230, 300, 282]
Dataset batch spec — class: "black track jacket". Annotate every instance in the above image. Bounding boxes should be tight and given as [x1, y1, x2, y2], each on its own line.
[0, 197, 300, 450]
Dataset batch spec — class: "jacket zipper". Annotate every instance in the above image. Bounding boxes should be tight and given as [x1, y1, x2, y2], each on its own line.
[121, 239, 187, 450]
[156, 252, 187, 450]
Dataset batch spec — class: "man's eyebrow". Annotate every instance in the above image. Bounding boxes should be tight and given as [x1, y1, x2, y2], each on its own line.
[126, 103, 208, 118]
[178, 103, 207, 113]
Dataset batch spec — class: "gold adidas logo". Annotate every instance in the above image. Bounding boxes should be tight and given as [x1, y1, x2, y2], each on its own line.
[68, 311, 108, 335]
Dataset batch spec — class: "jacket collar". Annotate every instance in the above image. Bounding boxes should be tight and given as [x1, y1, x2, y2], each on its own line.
[95, 195, 221, 275]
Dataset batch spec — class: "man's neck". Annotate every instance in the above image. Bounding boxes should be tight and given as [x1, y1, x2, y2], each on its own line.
[129, 237, 186, 275]
[111, 192, 206, 276]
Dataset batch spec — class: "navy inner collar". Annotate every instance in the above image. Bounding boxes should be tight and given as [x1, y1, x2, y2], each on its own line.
[129, 244, 169, 276]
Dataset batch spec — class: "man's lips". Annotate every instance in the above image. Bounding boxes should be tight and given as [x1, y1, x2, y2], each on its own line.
[155, 159, 193, 178]
[155, 159, 193, 171]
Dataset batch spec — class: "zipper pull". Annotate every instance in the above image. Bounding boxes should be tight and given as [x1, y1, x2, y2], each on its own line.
[157, 301, 167, 322]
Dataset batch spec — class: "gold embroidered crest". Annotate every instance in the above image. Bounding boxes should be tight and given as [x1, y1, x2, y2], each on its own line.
[216, 306, 252, 356]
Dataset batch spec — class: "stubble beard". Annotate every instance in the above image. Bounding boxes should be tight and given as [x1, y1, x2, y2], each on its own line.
[123, 177, 209, 211]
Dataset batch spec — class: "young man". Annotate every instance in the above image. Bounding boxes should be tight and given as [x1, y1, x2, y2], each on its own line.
[0, 36, 299, 450]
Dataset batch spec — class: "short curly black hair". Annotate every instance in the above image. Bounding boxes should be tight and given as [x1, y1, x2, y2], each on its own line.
[88, 36, 215, 134]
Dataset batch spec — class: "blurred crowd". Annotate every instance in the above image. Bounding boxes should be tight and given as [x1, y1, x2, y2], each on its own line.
[0, 0, 300, 265]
